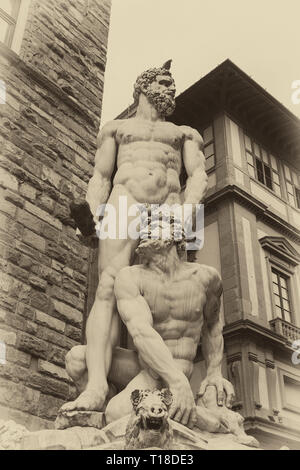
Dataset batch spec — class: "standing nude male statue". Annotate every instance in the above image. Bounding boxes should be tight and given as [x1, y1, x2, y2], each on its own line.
[63, 61, 208, 412]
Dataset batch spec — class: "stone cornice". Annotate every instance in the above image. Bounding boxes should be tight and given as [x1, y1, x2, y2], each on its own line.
[205, 184, 300, 244]
[0, 43, 98, 127]
[223, 319, 287, 348]
[245, 416, 300, 443]
[259, 236, 300, 266]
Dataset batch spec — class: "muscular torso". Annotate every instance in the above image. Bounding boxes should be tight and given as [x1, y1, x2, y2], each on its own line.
[113, 119, 185, 204]
[137, 263, 215, 379]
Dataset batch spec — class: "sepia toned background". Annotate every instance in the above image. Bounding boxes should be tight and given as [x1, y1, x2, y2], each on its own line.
[102, 0, 300, 122]
[0, 0, 299, 450]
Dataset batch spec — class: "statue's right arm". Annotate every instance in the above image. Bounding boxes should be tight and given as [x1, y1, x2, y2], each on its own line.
[86, 121, 119, 222]
[114, 267, 188, 388]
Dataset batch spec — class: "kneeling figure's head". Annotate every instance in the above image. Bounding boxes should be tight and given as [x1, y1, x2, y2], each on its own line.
[125, 388, 173, 450]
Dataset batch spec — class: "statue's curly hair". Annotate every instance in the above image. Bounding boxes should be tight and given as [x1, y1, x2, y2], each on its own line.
[133, 67, 174, 102]
[136, 206, 187, 259]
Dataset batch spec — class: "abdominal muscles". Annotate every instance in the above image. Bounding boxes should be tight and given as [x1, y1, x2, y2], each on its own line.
[114, 146, 181, 203]
[165, 337, 199, 379]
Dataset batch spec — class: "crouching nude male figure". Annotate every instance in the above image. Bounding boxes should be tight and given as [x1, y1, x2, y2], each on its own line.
[62, 61, 208, 412]
[102, 218, 258, 447]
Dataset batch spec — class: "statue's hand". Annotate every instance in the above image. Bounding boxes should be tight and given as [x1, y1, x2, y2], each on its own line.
[197, 375, 235, 408]
[169, 377, 197, 429]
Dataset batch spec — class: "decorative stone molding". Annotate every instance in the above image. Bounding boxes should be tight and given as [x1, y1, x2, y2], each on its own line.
[259, 236, 300, 267]
[205, 185, 300, 243]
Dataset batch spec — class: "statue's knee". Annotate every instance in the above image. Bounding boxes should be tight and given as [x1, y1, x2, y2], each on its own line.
[66, 345, 85, 363]
[65, 345, 86, 378]
[105, 398, 120, 425]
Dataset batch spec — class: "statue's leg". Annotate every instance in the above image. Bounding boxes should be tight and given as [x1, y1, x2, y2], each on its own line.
[61, 186, 140, 412]
[64, 345, 141, 394]
[105, 370, 160, 424]
[65, 345, 88, 393]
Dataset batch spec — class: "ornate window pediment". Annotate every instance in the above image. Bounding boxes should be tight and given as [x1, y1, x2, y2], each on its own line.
[259, 236, 300, 267]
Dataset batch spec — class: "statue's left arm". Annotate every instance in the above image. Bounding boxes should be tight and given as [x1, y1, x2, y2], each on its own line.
[198, 268, 234, 408]
[181, 126, 208, 204]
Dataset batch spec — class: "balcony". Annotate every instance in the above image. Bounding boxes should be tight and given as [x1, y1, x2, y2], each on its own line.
[270, 317, 300, 344]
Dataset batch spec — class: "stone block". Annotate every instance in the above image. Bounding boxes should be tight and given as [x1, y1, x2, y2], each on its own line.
[0, 329, 17, 346]
[23, 228, 46, 252]
[1, 199, 18, 217]
[35, 310, 65, 333]
[42, 223, 60, 241]
[30, 290, 49, 312]
[0, 168, 18, 191]
[37, 359, 69, 382]
[19, 183, 36, 201]
[0, 379, 40, 415]
[55, 410, 105, 430]
[25, 371, 69, 398]
[28, 275, 47, 291]
[18, 426, 108, 450]
[17, 209, 42, 234]
[1, 189, 24, 210]
[37, 325, 76, 350]
[6, 263, 29, 283]
[41, 166, 61, 190]
[51, 285, 84, 310]
[24, 201, 62, 229]
[52, 298, 82, 328]
[46, 241, 68, 264]
[6, 347, 31, 368]
[18, 332, 48, 359]
[21, 428, 81, 450]
[65, 324, 81, 342]
[38, 393, 65, 420]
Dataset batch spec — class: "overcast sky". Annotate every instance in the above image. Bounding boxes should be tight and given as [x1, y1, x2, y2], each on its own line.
[101, 0, 300, 124]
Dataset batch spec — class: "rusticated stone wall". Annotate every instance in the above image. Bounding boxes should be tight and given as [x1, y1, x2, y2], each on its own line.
[0, 0, 111, 430]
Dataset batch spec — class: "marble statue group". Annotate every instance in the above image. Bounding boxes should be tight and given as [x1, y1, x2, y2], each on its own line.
[62, 61, 259, 449]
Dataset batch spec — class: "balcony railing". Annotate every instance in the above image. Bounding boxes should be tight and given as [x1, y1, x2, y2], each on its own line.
[270, 317, 300, 344]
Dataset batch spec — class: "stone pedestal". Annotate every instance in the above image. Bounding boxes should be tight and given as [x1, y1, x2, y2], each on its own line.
[0, 416, 262, 450]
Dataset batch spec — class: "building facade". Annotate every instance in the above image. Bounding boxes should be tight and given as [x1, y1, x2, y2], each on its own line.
[169, 60, 300, 449]
[0, 0, 111, 430]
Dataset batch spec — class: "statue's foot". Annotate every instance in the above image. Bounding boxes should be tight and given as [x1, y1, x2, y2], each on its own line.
[60, 388, 107, 413]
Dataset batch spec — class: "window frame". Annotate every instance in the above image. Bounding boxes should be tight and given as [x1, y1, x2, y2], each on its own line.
[259, 236, 300, 328]
[266, 258, 297, 327]
[278, 368, 300, 415]
[271, 268, 292, 323]
[283, 163, 300, 209]
[0, 0, 31, 54]
[0, 0, 21, 48]
[296, 187, 300, 210]
[202, 123, 215, 174]
[179, 123, 215, 189]
[244, 134, 282, 196]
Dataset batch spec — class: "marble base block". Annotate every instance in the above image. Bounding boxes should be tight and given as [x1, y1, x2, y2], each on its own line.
[55, 410, 105, 430]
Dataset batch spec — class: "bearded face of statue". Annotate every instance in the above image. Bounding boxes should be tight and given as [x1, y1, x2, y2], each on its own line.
[136, 216, 186, 262]
[143, 74, 176, 117]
